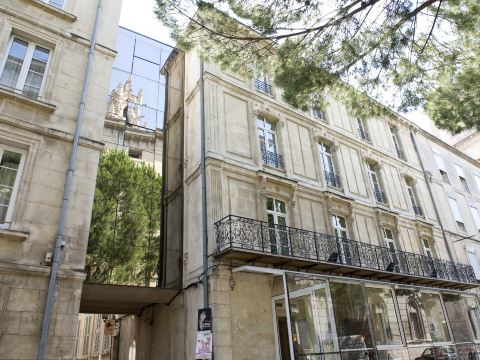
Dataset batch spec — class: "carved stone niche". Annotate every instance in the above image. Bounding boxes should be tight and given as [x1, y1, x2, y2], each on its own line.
[415, 222, 433, 240]
[326, 194, 352, 218]
[376, 210, 398, 230]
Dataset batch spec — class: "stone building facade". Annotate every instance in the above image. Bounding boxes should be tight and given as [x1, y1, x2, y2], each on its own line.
[0, 0, 121, 358]
[152, 44, 480, 360]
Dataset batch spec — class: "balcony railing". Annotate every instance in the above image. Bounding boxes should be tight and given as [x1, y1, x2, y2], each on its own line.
[413, 205, 424, 217]
[255, 79, 273, 95]
[325, 171, 341, 188]
[215, 215, 477, 286]
[261, 148, 284, 169]
[374, 190, 388, 204]
[358, 128, 370, 142]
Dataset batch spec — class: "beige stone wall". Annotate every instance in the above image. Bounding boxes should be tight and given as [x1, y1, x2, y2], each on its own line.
[0, 0, 121, 358]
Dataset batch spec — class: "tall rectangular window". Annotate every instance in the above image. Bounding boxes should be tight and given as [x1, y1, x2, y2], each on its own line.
[366, 162, 387, 204]
[433, 149, 449, 184]
[318, 142, 340, 188]
[0, 37, 51, 99]
[422, 238, 434, 258]
[448, 195, 466, 232]
[257, 116, 283, 168]
[455, 164, 470, 193]
[266, 197, 289, 255]
[0, 146, 25, 226]
[357, 118, 370, 142]
[389, 126, 405, 160]
[406, 178, 423, 216]
[469, 203, 480, 232]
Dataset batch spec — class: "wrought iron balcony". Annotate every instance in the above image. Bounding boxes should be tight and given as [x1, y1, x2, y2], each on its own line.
[374, 190, 388, 204]
[214, 215, 477, 289]
[358, 128, 370, 142]
[255, 79, 273, 95]
[413, 205, 424, 217]
[261, 148, 284, 169]
[325, 171, 341, 188]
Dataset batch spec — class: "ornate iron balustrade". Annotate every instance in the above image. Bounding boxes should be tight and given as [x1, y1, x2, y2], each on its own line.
[255, 79, 273, 95]
[374, 190, 388, 204]
[261, 148, 284, 169]
[214, 215, 477, 285]
[413, 205, 424, 217]
[358, 128, 370, 142]
[325, 171, 341, 188]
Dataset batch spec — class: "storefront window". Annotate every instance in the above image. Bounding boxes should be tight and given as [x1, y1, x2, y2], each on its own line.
[330, 281, 374, 357]
[421, 292, 451, 343]
[442, 293, 474, 343]
[365, 287, 402, 346]
[395, 289, 431, 344]
[465, 297, 480, 341]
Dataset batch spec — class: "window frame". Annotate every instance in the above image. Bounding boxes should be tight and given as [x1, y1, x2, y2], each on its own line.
[41, 0, 66, 9]
[0, 36, 51, 100]
[0, 144, 26, 229]
[389, 125, 405, 160]
[266, 197, 289, 255]
[357, 118, 370, 142]
[331, 214, 348, 239]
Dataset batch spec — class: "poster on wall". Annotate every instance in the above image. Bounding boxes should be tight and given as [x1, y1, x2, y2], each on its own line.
[195, 330, 212, 359]
[195, 308, 212, 359]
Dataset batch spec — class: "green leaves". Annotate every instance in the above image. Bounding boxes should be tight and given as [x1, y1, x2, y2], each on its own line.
[86, 150, 162, 286]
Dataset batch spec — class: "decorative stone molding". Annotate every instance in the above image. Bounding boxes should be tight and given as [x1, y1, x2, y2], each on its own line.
[107, 78, 144, 126]
[0, 88, 56, 113]
[252, 103, 281, 120]
[21, 0, 77, 22]
[376, 209, 398, 230]
[415, 221, 434, 239]
[257, 172, 296, 200]
[0, 229, 29, 242]
[325, 194, 352, 218]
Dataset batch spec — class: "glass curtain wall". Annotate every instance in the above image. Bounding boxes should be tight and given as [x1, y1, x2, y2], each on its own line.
[273, 273, 480, 360]
[109, 27, 173, 129]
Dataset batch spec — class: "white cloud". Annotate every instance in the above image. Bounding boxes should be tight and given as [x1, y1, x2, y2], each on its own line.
[119, 0, 175, 46]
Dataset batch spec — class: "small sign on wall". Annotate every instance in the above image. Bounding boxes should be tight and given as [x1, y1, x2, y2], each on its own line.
[195, 308, 212, 359]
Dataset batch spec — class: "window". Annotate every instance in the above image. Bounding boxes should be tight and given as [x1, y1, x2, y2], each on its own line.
[366, 162, 387, 204]
[0, 37, 51, 99]
[257, 116, 283, 168]
[448, 195, 466, 232]
[0, 146, 25, 226]
[266, 198, 289, 255]
[422, 238, 434, 258]
[42, 0, 65, 8]
[357, 118, 370, 142]
[467, 246, 480, 280]
[474, 174, 480, 194]
[421, 292, 451, 342]
[318, 142, 340, 188]
[433, 149, 450, 184]
[332, 214, 351, 264]
[469, 203, 480, 232]
[313, 108, 326, 122]
[406, 178, 423, 216]
[331, 214, 347, 239]
[128, 148, 142, 160]
[455, 164, 470, 193]
[254, 72, 272, 95]
[82, 316, 92, 356]
[390, 126, 405, 160]
[383, 228, 399, 271]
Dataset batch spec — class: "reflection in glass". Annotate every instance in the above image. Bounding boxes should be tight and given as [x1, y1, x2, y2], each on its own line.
[442, 293, 474, 343]
[378, 348, 409, 360]
[395, 289, 430, 344]
[464, 297, 480, 341]
[421, 293, 451, 343]
[134, 37, 161, 64]
[330, 282, 373, 351]
[113, 30, 135, 72]
[365, 287, 402, 346]
[132, 57, 160, 82]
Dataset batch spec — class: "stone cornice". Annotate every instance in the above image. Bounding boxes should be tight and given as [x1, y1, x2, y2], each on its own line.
[0, 88, 56, 113]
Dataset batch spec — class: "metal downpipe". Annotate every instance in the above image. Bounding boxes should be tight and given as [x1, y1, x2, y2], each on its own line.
[200, 60, 209, 308]
[36, 1, 104, 358]
[409, 126, 456, 264]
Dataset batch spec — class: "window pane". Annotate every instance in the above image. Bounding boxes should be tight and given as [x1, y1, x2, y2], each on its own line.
[48, 0, 64, 8]
[442, 293, 474, 343]
[266, 197, 274, 211]
[330, 282, 374, 350]
[113, 30, 135, 72]
[276, 200, 286, 214]
[366, 287, 402, 346]
[0, 186, 12, 206]
[395, 289, 431, 344]
[465, 297, 480, 340]
[1, 150, 21, 169]
[132, 57, 160, 82]
[421, 292, 451, 342]
[0, 205, 8, 223]
[134, 37, 161, 64]
[22, 46, 49, 99]
[0, 38, 28, 90]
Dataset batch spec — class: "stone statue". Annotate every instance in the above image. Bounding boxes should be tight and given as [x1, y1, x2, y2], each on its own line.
[106, 77, 144, 126]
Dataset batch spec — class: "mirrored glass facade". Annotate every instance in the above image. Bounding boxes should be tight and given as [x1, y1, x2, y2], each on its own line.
[109, 27, 173, 129]
[273, 273, 480, 360]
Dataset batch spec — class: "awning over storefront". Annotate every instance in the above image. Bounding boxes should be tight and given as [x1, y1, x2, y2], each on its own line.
[79, 283, 178, 315]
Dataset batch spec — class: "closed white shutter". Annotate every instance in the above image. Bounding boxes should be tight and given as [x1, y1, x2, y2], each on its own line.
[448, 196, 463, 222]
[474, 174, 480, 192]
[455, 164, 465, 178]
[470, 204, 480, 230]
[433, 150, 447, 171]
[467, 246, 480, 280]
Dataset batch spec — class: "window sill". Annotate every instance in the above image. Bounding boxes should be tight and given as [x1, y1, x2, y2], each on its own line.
[21, 0, 77, 22]
[0, 228, 29, 242]
[0, 88, 56, 113]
